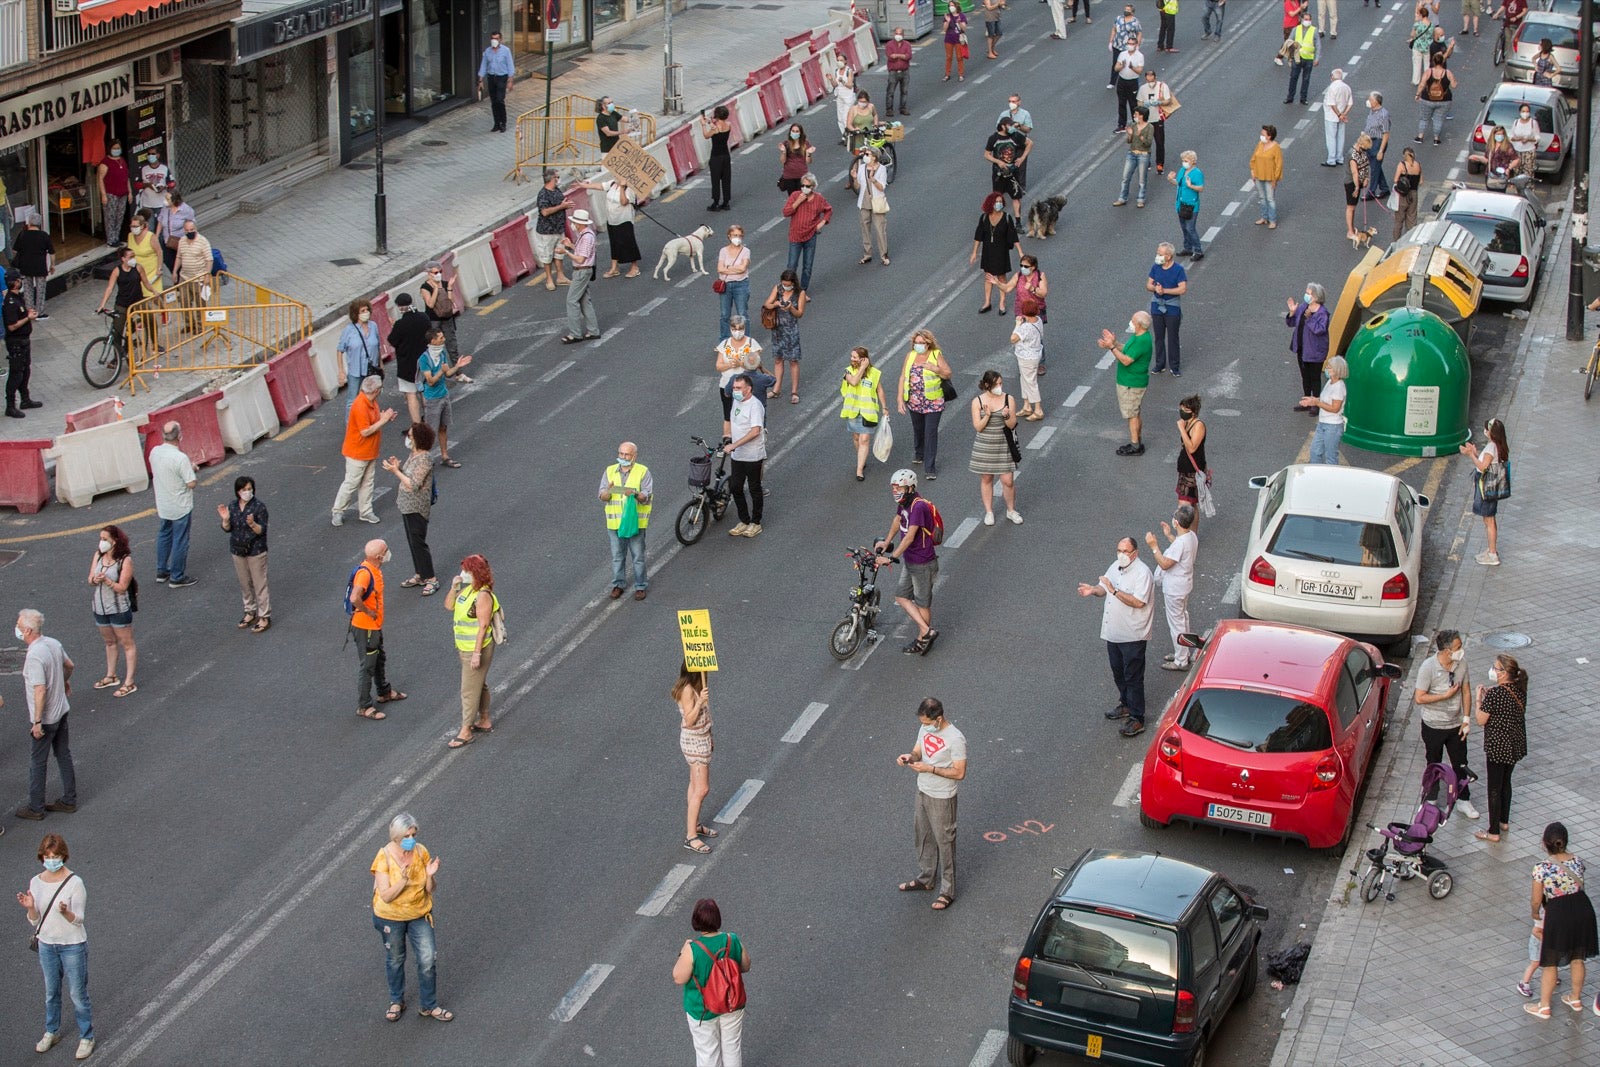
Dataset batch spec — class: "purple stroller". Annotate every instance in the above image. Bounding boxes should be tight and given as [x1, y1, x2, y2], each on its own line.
[1356, 762, 1458, 903]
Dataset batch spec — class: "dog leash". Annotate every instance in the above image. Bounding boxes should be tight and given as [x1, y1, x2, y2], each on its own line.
[635, 206, 689, 242]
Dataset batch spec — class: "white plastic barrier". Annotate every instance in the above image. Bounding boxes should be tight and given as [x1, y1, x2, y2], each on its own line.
[307, 321, 346, 401]
[453, 232, 502, 306]
[643, 140, 675, 198]
[732, 89, 765, 141]
[778, 66, 809, 117]
[217, 363, 281, 454]
[852, 23, 879, 67]
[43, 420, 150, 508]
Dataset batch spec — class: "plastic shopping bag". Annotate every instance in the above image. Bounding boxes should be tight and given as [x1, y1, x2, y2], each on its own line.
[872, 417, 894, 464]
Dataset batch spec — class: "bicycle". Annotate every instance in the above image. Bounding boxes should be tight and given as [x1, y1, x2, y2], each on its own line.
[850, 122, 902, 184]
[82, 308, 129, 388]
[829, 546, 892, 661]
[674, 435, 733, 545]
[1492, 16, 1519, 68]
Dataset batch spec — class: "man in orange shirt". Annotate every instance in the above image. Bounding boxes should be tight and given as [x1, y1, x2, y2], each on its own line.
[331, 375, 398, 526]
[350, 538, 406, 720]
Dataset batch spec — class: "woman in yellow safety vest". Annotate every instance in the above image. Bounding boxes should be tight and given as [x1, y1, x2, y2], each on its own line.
[898, 328, 953, 480]
[840, 346, 887, 482]
[446, 553, 498, 748]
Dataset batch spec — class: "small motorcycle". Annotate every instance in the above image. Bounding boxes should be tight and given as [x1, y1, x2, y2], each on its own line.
[675, 435, 732, 546]
[829, 546, 891, 661]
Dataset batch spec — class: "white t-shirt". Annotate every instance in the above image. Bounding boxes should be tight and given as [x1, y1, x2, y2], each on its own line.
[1012, 319, 1043, 362]
[916, 722, 967, 799]
[1318, 379, 1347, 425]
[1117, 49, 1146, 79]
[1159, 530, 1197, 596]
[28, 873, 86, 946]
[729, 394, 767, 461]
[1136, 81, 1171, 116]
[1100, 558, 1155, 643]
[149, 442, 196, 520]
[1323, 80, 1353, 122]
[604, 181, 635, 224]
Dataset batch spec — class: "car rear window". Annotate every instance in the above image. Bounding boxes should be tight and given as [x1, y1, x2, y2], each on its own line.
[1522, 20, 1579, 49]
[1485, 101, 1554, 132]
[1179, 689, 1335, 753]
[1445, 213, 1523, 256]
[1037, 906, 1178, 986]
[1268, 514, 1398, 568]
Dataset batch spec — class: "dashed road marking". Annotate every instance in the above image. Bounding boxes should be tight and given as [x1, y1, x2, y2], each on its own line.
[740, 141, 764, 155]
[537, 374, 608, 425]
[1360, 40, 1372, 50]
[840, 633, 885, 671]
[944, 515, 981, 549]
[1027, 425, 1056, 449]
[1064, 385, 1091, 408]
[969, 1029, 1007, 1067]
[1028, 55, 1053, 71]
[538, 360, 575, 383]
[475, 297, 506, 316]
[1112, 762, 1143, 808]
[973, 73, 991, 84]
[782, 702, 829, 743]
[757, 216, 784, 233]
[1447, 167, 1460, 179]
[923, 107, 943, 119]
[1221, 573, 1242, 606]
[550, 964, 615, 1022]
[636, 864, 696, 917]
[1096, 352, 1114, 370]
[1280, 136, 1295, 148]
[1202, 225, 1222, 243]
[1295, 118, 1312, 129]
[1239, 180, 1255, 194]
[949, 90, 967, 100]
[713, 779, 765, 824]
[631, 295, 670, 316]
[478, 397, 521, 422]
[829, 168, 848, 182]
[1220, 201, 1239, 217]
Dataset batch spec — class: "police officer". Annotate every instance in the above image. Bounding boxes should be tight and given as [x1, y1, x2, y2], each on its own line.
[3, 269, 39, 418]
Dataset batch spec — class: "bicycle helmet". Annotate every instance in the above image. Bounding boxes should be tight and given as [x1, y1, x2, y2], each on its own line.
[890, 468, 917, 489]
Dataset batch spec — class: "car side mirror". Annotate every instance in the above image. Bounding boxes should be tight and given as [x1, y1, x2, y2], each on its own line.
[1380, 663, 1403, 680]
[1249, 903, 1270, 920]
[1415, 493, 1430, 508]
[1536, 216, 1547, 229]
[1479, 95, 1489, 103]
[1177, 632, 1204, 649]
[1431, 198, 1444, 213]
[1247, 475, 1268, 490]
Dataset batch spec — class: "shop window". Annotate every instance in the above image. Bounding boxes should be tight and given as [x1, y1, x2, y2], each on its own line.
[347, 22, 379, 138]
[594, 0, 622, 31]
[0, 143, 32, 259]
[43, 127, 97, 263]
[633, 0, 659, 13]
[409, 0, 455, 109]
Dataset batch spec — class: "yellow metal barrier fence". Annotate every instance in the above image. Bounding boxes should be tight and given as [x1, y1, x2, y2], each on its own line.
[507, 94, 658, 183]
[123, 272, 312, 395]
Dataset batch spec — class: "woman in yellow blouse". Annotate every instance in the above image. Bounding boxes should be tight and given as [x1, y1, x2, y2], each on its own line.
[126, 208, 166, 294]
[370, 813, 452, 1022]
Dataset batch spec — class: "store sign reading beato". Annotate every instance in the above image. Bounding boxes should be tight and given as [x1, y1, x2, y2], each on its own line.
[0, 65, 133, 152]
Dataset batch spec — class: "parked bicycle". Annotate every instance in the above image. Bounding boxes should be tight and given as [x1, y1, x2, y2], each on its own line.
[829, 545, 892, 661]
[675, 435, 733, 545]
[82, 308, 129, 389]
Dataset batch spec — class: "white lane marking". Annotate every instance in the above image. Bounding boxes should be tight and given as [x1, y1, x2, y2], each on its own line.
[676, 273, 700, 289]
[949, 90, 967, 100]
[1360, 40, 1372, 50]
[631, 295, 669, 316]
[973, 73, 991, 84]
[757, 216, 783, 233]
[1307, 103, 1320, 113]
[551, 963, 615, 1022]
[538, 359, 575, 383]
[1382, 13, 1393, 24]
[923, 107, 942, 119]
[1447, 167, 1460, 179]
[740, 141, 764, 155]
[1280, 136, 1295, 148]
[1294, 118, 1311, 130]
[782, 702, 829, 743]
[943, 515, 981, 550]
[969, 1029, 1007, 1067]
[713, 779, 765, 824]
[478, 396, 521, 422]
[678, 375, 718, 418]
[537, 374, 608, 425]
[1064, 384, 1091, 408]
[1239, 180, 1255, 194]
[1027, 426, 1057, 450]
[1202, 225, 1222, 243]
[1221, 573, 1242, 606]
[1220, 201, 1239, 217]
[1112, 762, 1143, 808]
[840, 632, 885, 671]
[636, 864, 696, 917]
[1028, 55, 1053, 71]
[1346, 56, 1360, 66]
[1096, 352, 1114, 370]
[829, 168, 848, 182]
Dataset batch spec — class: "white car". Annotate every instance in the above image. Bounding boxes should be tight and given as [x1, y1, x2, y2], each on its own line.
[1433, 187, 1548, 306]
[1239, 465, 1430, 643]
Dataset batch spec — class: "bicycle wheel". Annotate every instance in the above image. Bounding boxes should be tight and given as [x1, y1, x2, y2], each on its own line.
[883, 144, 898, 185]
[829, 615, 863, 661]
[1493, 31, 1505, 67]
[1585, 344, 1598, 402]
[81, 336, 121, 388]
[675, 498, 710, 546]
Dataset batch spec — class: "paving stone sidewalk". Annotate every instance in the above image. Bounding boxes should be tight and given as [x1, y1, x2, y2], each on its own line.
[1, 1, 850, 442]
[1271, 225, 1600, 1066]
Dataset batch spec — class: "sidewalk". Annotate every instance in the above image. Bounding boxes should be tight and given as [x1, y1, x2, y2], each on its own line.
[1271, 219, 1600, 1064]
[1, 1, 846, 442]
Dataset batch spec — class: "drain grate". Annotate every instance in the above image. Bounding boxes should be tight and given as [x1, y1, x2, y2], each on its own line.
[330, 258, 363, 267]
[1482, 632, 1532, 650]
[420, 139, 449, 147]
[0, 647, 25, 675]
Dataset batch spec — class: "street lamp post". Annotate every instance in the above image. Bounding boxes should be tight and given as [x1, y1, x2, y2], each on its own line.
[372, 0, 388, 255]
[1566, 0, 1593, 339]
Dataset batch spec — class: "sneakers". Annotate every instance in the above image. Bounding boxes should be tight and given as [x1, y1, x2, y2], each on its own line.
[1119, 719, 1146, 737]
[1457, 799, 1481, 820]
[331, 514, 344, 527]
[1115, 442, 1145, 456]
[36, 1033, 59, 1053]
[1104, 705, 1130, 720]
[1517, 981, 1534, 998]
[728, 523, 749, 536]
[358, 514, 381, 524]
[984, 512, 996, 526]
[168, 576, 198, 588]
[1475, 550, 1501, 566]
[1160, 660, 1190, 672]
[1006, 510, 1023, 525]
[1112, 199, 1128, 207]
[742, 523, 763, 538]
[76, 1038, 94, 1060]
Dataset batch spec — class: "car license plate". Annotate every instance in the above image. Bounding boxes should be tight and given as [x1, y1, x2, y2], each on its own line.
[1208, 803, 1273, 828]
[1299, 578, 1357, 600]
[1085, 1034, 1103, 1058]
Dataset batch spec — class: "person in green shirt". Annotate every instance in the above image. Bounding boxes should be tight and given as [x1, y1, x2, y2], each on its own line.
[1098, 311, 1152, 455]
[672, 898, 751, 1065]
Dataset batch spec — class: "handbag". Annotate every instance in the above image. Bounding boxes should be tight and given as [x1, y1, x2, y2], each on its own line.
[760, 305, 779, 331]
[712, 278, 727, 294]
[1001, 396, 1022, 465]
[1480, 459, 1512, 501]
[959, 42, 971, 59]
[940, 375, 958, 402]
[873, 416, 894, 463]
[27, 877, 73, 953]
[1178, 202, 1195, 221]
[871, 192, 890, 215]
[1182, 430, 1216, 518]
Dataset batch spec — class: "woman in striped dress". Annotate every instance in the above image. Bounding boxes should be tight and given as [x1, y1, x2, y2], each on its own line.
[674, 663, 719, 855]
[969, 369, 1022, 526]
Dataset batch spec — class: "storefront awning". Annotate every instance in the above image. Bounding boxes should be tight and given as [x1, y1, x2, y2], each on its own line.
[78, 0, 170, 28]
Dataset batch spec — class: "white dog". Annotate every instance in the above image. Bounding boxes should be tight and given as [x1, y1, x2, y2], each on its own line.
[652, 225, 715, 281]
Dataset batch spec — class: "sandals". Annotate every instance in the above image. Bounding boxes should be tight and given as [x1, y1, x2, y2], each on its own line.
[790, 393, 799, 404]
[472, 722, 494, 733]
[113, 684, 137, 698]
[385, 1002, 405, 1022]
[860, 256, 873, 265]
[357, 707, 388, 720]
[931, 894, 954, 911]
[1561, 994, 1585, 1012]
[92, 677, 120, 690]
[684, 837, 712, 854]
[978, 304, 992, 314]
[440, 458, 462, 469]
[418, 1007, 454, 1022]
[446, 735, 474, 749]
[897, 879, 931, 892]
[251, 617, 271, 634]
[1525, 1003, 1552, 1018]
[602, 269, 621, 278]
[421, 579, 441, 596]
[560, 335, 585, 344]
[236, 614, 257, 629]
[766, 388, 780, 399]
[400, 576, 424, 588]
[696, 824, 720, 839]
[1473, 831, 1501, 842]
[377, 690, 408, 703]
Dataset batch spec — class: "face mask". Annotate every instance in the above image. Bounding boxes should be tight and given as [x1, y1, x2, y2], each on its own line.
[14, 627, 24, 641]
[1179, 409, 1192, 419]
[782, 284, 794, 292]
[400, 835, 416, 851]
[894, 487, 909, 503]
[460, 570, 474, 586]
[429, 271, 441, 280]
[382, 549, 393, 564]
[130, 223, 143, 232]
[110, 148, 122, 158]
[1155, 255, 1166, 266]
[608, 103, 617, 112]
[123, 257, 135, 270]
[895, 33, 903, 40]
[491, 39, 501, 49]
[989, 385, 1004, 397]
[1260, 134, 1269, 144]
[1448, 649, 1464, 665]
[358, 310, 371, 323]
[1521, 112, 1531, 120]
[729, 236, 742, 246]
[404, 435, 415, 451]
[98, 539, 112, 553]
[1495, 135, 1505, 142]
[428, 344, 445, 358]
[1303, 293, 1315, 305]
[148, 156, 158, 165]
[1117, 552, 1133, 568]
[1019, 266, 1032, 275]
[617, 455, 633, 467]
[1127, 320, 1137, 333]
[42, 858, 64, 873]
[913, 343, 928, 354]
[239, 490, 253, 503]
[185, 231, 197, 240]
[790, 131, 800, 140]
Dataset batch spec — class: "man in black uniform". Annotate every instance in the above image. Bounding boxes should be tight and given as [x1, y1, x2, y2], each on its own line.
[3, 269, 39, 417]
[386, 291, 431, 424]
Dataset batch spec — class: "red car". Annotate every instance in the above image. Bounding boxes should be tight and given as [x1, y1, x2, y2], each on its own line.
[1139, 620, 1401, 850]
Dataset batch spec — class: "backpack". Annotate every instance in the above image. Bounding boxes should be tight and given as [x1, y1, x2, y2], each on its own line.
[908, 497, 945, 546]
[127, 576, 139, 613]
[344, 563, 376, 620]
[691, 936, 747, 1015]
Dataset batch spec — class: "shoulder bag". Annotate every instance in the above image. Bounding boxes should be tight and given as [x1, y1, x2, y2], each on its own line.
[1182, 425, 1216, 518]
[28, 876, 74, 953]
[1480, 458, 1512, 501]
[760, 304, 779, 331]
[1000, 396, 1022, 465]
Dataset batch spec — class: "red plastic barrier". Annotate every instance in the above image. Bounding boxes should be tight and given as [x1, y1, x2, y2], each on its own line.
[490, 215, 535, 287]
[0, 439, 52, 514]
[368, 292, 396, 364]
[809, 34, 832, 55]
[263, 340, 322, 427]
[744, 56, 791, 88]
[64, 399, 122, 434]
[437, 251, 468, 317]
[783, 30, 813, 50]
[137, 390, 226, 472]
[755, 78, 790, 128]
[800, 56, 826, 103]
[835, 36, 861, 73]
[665, 125, 702, 183]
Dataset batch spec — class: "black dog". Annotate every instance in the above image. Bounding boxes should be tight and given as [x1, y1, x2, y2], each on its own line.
[1025, 194, 1068, 239]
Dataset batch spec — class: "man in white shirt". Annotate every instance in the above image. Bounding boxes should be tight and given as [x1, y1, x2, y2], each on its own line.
[1114, 39, 1147, 132]
[15, 607, 76, 821]
[1146, 504, 1199, 671]
[895, 697, 967, 910]
[149, 421, 198, 587]
[1322, 68, 1354, 166]
[137, 150, 171, 213]
[1078, 536, 1155, 736]
[726, 374, 768, 538]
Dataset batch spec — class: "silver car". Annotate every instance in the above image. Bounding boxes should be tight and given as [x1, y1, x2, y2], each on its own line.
[1469, 84, 1573, 179]
[1504, 13, 1586, 91]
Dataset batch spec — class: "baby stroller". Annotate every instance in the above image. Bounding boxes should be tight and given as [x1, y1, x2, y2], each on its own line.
[1356, 762, 1458, 904]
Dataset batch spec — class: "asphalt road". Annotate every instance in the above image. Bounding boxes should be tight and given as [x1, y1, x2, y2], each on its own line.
[0, 3, 1541, 1065]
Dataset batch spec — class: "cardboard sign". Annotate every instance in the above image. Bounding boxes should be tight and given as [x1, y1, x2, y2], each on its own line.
[603, 138, 666, 193]
[677, 609, 719, 672]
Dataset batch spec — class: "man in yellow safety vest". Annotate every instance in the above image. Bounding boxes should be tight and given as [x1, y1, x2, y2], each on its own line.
[1284, 9, 1319, 106]
[599, 440, 653, 601]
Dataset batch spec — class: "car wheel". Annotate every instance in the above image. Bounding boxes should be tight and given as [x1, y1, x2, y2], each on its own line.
[1239, 943, 1260, 999]
[1005, 1035, 1037, 1067]
[1187, 1035, 1208, 1067]
[1138, 808, 1167, 830]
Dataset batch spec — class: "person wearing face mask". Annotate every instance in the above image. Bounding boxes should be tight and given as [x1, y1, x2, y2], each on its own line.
[370, 813, 449, 1022]
[217, 477, 270, 633]
[387, 292, 430, 425]
[1473, 654, 1528, 843]
[845, 91, 878, 156]
[595, 96, 622, 154]
[1136, 71, 1174, 173]
[1097, 311, 1151, 455]
[148, 421, 198, 588]
[95, 139, 130, 247]
[898, 329, 953, 478]
[172, 222, 214, 333]
[1415, 629, 1479, 818]
[599, 441, 652, 600]
[1109, 5, 1143, 91]
[884, 28, 913, 115]
[18, 833, 93, 1060]
[136, 150, 171, 214]
[776, 123, 816, 195]
[841, 346, 887, 480]
[968, 369, 1022, 526]
[1285, 283, 1330, 406]
[383, 422, 438, 597]
[125, 208, 165, 303]
[14, 608, 76, 821]
[349, 540, 406, 720]
[418, 261, 463, 367]
[852, 149, 890, 267]
[1460, 415, 1509, 565]
[700, 107, 734, 211]
[334, 376, 400, 527]
[418, 328, 471, 468]
[782, 173, 831, 294]
[477, 31, 514, 133]
[1298, 354, 1347, 462]
[715, 314, 764, 434]
[532, 171, 573, 288]
[943, 2, 970, 82]
[873, 469, 940, 654]
[1145, 504, 1198, 671]
[1362, 93, 1392, 200]
[1508, 105, 1541, 184]
[1172, 393, 1208, 511]
[715, 226, 751, 342]
[762, 270, 807, 401]
[94, 245, 155, 365]
[726, 375, 768, 538]
[828, 55, 857, 145]
[1484, 124, 1519, 191]
[156, 189, 194, 277]
[447, 555, 499, 746]
[1077, 538, 1155, 737]
[1112, 37, 1146, 132]
[87, 525, 138, 695]
[1250, 125, 1284, 230]
[1010, 298, 1045, 421]
[1146, 242, 1187, 376]
[338, 300, 382, 412]
[3, 268, 39, 418]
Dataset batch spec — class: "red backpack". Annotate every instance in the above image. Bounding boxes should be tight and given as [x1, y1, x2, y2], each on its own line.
[692, 936, 747, 1014]
[920, 498, 946, 546]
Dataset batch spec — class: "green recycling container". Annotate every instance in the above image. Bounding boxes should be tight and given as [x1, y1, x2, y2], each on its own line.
[1341, 307, 1471, 458]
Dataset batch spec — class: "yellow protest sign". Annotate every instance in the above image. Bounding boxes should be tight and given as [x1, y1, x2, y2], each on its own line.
[677, 609, 718, 672]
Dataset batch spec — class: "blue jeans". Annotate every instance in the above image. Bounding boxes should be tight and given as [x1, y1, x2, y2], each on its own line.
[1310, 421, 1344, 465]
[1203, 0, 1225, 36]
[29, 714, 75, 812]
[1367, 147, 1390, 197]
[373, 912, 437, 1011]
[1256, 179, 1278, 223]
[1107, 640, 1147, 723]
[608, 529, 648, 590]
[786, 235, 818, 292]
[1151, 306, 1182, 373]
[1287, 59, 1313, 103]
[155, 512, 192, 581]
[1417, 101, 1447, 139]
[1118, 152, 1150, 203]
[718, 279, 750, 341]
[40, 941, 92, 1041]
[1178, 210, 1202, 254]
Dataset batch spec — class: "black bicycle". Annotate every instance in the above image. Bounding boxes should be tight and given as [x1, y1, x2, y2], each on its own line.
[829, 546, 891, 661]
[674, 435, 733, 545]
[82, 308, 129, 388]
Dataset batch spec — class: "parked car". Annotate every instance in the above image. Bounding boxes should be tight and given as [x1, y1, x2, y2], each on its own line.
[1239, 464, 1430, 640]
[1505, 13, 1587, 91]
[1138, 620, 1402, 851]
[1468, 83, 1573, 179]
[1007, 848, 1267, 1067]
[1433, 186, 1549, 305]
[1539, 0, 1600, 40]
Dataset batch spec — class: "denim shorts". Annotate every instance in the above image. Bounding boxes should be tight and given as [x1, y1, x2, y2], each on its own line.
[896, 558, 938, 607]
[93, 609, 133, 628]
[1529, 934, 1541, 963]
[847, 415, 878, 435]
